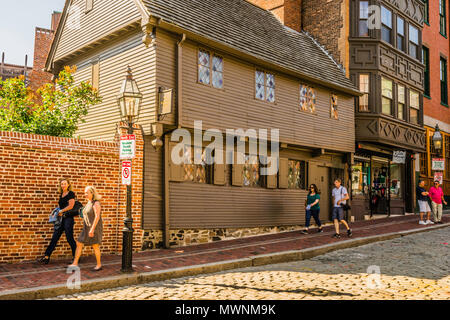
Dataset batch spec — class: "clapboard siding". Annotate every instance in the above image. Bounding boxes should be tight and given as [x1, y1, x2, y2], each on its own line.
[168, 39, 355, 152]
[71, 30, 157, 141]
[55, 0, 141, 61]
[142, 136, 164, 229]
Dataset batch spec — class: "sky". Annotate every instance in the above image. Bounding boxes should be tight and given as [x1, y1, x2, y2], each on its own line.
[0, 0, 66, 67]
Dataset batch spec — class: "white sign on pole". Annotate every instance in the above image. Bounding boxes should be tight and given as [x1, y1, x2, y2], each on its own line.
[392, 151, 406, 164]
[120, 135, 136, 159]
[432, 158, 445, 171]
[122, 161, 132, 185]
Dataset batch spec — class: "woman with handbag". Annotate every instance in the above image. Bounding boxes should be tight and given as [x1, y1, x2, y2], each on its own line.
[37, 178, 78, 264]
[301, 184, 323, 234]
[69, 186, 103, 271]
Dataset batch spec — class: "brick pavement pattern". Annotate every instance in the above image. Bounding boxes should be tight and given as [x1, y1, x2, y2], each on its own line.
[49, 227, 450, 300]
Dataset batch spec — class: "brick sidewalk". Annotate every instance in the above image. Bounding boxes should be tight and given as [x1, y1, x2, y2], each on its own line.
[0, 214, 448, 296]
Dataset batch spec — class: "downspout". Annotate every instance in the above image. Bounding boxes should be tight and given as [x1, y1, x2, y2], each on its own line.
[177, 33, 186, 128]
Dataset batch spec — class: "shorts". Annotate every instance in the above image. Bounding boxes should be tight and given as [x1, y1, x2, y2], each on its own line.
[332, 207, 344, 221]
[418, 200, 431, 213]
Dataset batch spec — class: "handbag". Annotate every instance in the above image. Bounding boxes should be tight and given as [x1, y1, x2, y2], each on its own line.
[63, 200, 83, 218]
[340, 187, 351, 211]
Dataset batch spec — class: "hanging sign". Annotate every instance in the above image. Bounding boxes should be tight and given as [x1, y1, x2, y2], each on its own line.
[122, 161, 132, 185]
[120, 135, 136, 159]
[392, 151, 406, 164]
[432, 158, 445, 171]
[434, 172, 443, 185]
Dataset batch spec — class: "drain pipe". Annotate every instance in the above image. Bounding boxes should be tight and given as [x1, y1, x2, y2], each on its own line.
[177, 33, 186, 128]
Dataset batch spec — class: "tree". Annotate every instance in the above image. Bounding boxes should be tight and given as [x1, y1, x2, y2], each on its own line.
[0, 66, 101, 137]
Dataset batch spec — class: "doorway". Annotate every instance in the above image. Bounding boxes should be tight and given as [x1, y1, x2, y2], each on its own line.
[309, 164, 330, 222]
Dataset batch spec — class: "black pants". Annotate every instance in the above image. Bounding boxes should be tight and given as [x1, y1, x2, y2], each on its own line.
[44, 217, 76, 258]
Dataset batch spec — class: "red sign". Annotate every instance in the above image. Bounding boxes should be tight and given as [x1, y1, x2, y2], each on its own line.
[122, 161, 132, 185]
[434, 172, 443, 185]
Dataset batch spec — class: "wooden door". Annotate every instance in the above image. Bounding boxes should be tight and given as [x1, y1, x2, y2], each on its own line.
[309, 164, 330, 222]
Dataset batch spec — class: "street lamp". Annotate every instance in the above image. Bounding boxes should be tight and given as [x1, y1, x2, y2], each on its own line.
[432, 124, 443, 156]
[117, 66, 142, 273]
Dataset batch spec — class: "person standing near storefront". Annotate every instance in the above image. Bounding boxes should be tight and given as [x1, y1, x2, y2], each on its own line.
[429, 180, 447, 224]
[331, 179, 352, 239]
[301, 184, 323, 234]
[416, 180, 433, 225]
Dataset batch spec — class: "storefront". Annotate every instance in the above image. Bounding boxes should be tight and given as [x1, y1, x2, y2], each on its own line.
[351, 145, 412, 220]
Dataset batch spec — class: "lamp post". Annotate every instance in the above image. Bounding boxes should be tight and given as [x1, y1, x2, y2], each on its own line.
[432, 124, 443, 157]
[117, 66, 142, 273]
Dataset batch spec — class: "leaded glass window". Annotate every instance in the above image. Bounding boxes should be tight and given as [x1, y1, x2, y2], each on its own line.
[243, 155, 260, 187]
[255, 70, 275, 102]
[331, 94, 338, 119]
[212, 55, 223, 89]
[288, 160, 306, 189]
[299, 85, 316, 113]
[198, 50, 210, 85]
[182, 145, 207, 183]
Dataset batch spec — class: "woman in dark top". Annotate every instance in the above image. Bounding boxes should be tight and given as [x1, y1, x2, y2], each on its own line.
[37, 179, 77, 264]
[301, 184, 323, 234]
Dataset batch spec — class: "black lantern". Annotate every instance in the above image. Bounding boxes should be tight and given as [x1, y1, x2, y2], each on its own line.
[117, 66, 142, 273]
[432, 124, 443, 155]
[117, 66, 143, 121]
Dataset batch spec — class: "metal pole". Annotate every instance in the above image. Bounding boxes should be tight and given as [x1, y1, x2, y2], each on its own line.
[121, 120, 134, 273]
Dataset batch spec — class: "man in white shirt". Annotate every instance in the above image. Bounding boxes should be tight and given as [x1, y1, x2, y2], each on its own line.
[331, 179, 352, 238]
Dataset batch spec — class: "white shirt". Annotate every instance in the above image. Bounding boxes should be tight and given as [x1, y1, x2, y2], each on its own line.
[332, 186, 348, 207]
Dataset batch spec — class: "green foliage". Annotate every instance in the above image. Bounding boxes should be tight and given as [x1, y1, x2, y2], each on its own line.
[0, 66, 101, 137]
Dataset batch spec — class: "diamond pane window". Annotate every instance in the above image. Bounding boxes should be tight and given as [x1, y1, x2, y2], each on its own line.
[331, 94, 339, 119]
[212, 56, 223, 89]
[299, 85, 316, 112]
[266, 73, 275, 102]
[288, 160, 306, 189]
[255, 71, 265, 100]
[243, 155, 260, 187]
[182, 145, 207, 183]
[198, 50, 210, 85]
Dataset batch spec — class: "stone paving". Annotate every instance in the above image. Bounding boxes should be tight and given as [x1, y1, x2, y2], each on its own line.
[49, 227, 450, 300]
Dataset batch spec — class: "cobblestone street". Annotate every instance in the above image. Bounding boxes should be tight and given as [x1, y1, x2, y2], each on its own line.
[49, 227, 450, 300]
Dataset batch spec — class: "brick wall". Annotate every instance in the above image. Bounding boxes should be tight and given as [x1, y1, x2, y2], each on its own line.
[29, 28, 55, 92]
[247, 0, 302, 32]
[0, 123, 144, 263]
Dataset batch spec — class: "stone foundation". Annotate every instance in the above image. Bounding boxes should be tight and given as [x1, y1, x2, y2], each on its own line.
[141, 225, 310, 250]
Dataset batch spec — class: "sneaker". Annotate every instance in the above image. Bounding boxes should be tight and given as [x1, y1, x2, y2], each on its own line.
[426, 220, 434, 225]
[347, 229, 353, 237]
[301, 230, 308, 235]
[318, 228, 324, 233]
[332, 233, 341, 239]
[419, 220, 427, 225]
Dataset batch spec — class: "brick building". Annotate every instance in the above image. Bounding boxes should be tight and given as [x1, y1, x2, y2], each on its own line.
[0, 53, 32, 84]
[420, 0, 450, 202]
[29, 11, 61, 91]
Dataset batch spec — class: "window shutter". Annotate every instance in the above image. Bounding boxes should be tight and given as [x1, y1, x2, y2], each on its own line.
[86, 0, 94, 12]
[232, 151, 243, 186]
[278, 158, 289, 189]
[91, 61, 99, 91]
[213, 150, 226, 185]
[267, 173, 277, 189]
[168, 142, 183, 182]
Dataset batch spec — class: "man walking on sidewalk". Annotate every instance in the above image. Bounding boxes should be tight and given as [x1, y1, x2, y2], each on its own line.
[429, 180, 447, 224]
[416, 179, 433, 225]
[331, 179, 352, 239]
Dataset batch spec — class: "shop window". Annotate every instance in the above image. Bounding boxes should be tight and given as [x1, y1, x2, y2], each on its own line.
[397, 85, 405, 120]
[359, 1, 369, 37]
[198, 50, 223, 89]
[255, 70, 275, 102]
[359, 74, 370, 112]
[445, 135, 450, 179]
[381, 6, 392, 44]
[182, 145, 208, 183]
[331, 94, 339, 119]
[440, 57, 448, 105]
[243, 154, 260, 187]
[381, 77, 393, 115]
[409, 25, 419, 59]
[440, 0, 447, 36]
[352, 161, 370, 196]
[423, 47, 430, 97]
[288, 160, 306, 189]
[397, 17, 405, 52]
[390, 163, 403, 199]
[299, 85, 316, 113]
[409, 90, 420, 124]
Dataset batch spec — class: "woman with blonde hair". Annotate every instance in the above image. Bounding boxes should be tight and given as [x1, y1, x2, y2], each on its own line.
[38, 178, 78, 264]
[69, 186, 103, 271]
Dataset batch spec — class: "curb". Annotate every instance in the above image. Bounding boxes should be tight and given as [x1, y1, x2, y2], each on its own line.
[1, 223, 448, 300]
